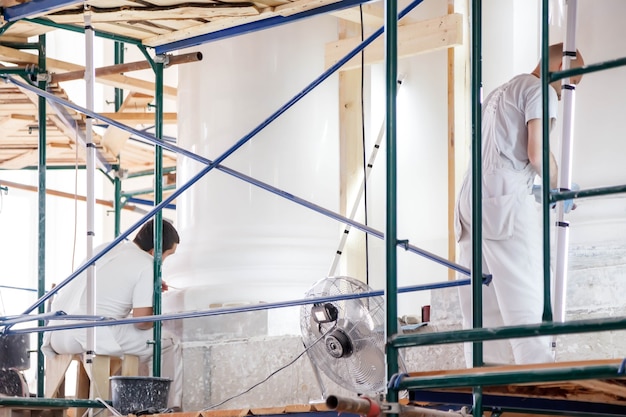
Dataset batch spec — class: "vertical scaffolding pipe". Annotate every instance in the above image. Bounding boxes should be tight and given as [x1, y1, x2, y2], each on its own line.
[114, 173, 122, 237]
[84, 9, 97, 363]
[554, 0, 577, 327]
[540, 0, 553, 324]
[470, 0, 484, 414]
[113, 41, 124, 238]
[36, 33, 47, 398]
[152, 60, 164, 376]
[469, 0, 484, 369]
[384, 0, 399, 408]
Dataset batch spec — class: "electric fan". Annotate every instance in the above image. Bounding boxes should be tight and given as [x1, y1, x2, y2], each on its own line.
[300, 276, 392, 395]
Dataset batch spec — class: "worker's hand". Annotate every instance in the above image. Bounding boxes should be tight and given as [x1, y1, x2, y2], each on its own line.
[161, 280, 169, 292]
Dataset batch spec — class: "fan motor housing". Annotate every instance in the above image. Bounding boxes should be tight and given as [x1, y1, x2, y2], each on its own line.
[325, 328, 353, 358]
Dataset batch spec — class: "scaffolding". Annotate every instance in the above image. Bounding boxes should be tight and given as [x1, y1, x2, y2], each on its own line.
[1, 0, 626, 416]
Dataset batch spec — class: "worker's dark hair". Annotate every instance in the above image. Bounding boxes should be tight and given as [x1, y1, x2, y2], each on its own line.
[133, 219, 180, 252]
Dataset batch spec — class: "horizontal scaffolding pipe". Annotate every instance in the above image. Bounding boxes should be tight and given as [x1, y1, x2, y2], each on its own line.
[0, 284, 37, 292]
[550, 56, 626, 82]
[50, 52, 203, 83]
[397, 362, 623, 390]
[4, 277, 486, 334]
[0, 396, 106, 409]
[389, 316, 626, 348]
[0, 178, 140, 212]
[550, 184, 626, 202]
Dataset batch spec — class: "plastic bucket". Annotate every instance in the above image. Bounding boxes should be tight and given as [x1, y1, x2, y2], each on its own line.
[0, 334, 30, 370]
[110, 376, 171, 415]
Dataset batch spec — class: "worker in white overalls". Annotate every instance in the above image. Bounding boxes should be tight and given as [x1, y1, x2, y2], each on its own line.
[455, 43, 584, 366]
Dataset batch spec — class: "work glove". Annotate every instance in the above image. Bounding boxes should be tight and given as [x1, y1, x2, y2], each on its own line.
[531, 183, 579, 213]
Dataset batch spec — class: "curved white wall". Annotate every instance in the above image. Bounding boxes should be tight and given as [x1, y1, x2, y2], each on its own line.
[168, 16, 340, 305]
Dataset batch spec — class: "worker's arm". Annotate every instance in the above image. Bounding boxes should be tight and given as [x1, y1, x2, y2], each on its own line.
[132, 306, 154, 330]
[527, 118, 558, 189]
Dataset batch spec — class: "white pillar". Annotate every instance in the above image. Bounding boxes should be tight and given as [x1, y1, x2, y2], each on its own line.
[169, 16, 340, 312]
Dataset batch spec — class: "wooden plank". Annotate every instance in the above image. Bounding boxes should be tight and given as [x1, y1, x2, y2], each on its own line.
[325, 13, 463, 71]
[249, 407, 285, 415]
[142, 8, 275, 47]
[0, 114, 35, 134]
[1, 149, 38, 169]
[408, 359, 625, 379]
[330, 3, 384, 27]
[575, 379, 626, 399]
[337, 19, 367, 281]
[48, 5, 260, 24]
[200, 409, 249, 417]
[283, 404, 314, 413]
[274, 0, 340, 16]
[102, 92, 155, 156]
[96, 112, 177, 124]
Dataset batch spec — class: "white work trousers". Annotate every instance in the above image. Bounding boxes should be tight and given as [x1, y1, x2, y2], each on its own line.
[47, 324, 183, 409]
[456, 188, 554, 366]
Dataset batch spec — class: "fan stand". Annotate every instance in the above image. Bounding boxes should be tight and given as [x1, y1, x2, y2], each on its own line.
[304, 347, 328, 400]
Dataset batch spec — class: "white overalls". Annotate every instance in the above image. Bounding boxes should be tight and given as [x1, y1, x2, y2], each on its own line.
[455, 80, 554, 366]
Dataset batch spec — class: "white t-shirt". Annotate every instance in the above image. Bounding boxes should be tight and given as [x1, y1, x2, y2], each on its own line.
[51, 241, 154, 319]
[482, 73, 558, 171]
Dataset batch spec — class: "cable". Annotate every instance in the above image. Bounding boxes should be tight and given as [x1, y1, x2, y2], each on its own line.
[201, 324, 337, 411]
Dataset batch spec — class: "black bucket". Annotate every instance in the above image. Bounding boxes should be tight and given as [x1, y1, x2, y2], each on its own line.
[0, 334, 30, 370]
[110, 376, 171, 415]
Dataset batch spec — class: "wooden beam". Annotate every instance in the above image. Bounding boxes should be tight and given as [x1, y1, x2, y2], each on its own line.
[325, 13, 463, 71]
[449, 0, 469, 279]
[408, 359, 624, 378]
[0, 45, 176, 98]
[274, 0, 341, 16]
[46, 6, 260, 24]
[1, 148, 38, 169]
[337, 19, 367, 280]
[96, 112, 177, 124]
[0, 114, 35, 134]
[330, 3, 384, 27]
[142, 8, 275, 47]
[102, 92, 153, 156]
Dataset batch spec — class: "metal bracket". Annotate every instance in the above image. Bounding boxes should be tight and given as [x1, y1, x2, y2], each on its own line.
[381, 402, 401, 414]
[33, 72, 51, 83]
[154, 54, 171, 67]
[115, 168, 129, 180]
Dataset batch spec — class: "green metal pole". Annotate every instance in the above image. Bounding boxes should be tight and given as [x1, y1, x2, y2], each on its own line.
[390, 315, 626, 347]
[113, 41, 124, 238]
[397, 361, 623, 390]
[114, 173, 122, 237]
[152, 60, 164, 376]
[36, 33, 47, 398]
[470, 0, 484, 368]
[540, 0, 553, 323]
[384, 0, 399, 407]
[470, 1, 484, 415]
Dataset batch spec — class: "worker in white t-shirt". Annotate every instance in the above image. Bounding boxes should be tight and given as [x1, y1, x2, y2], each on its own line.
[43, 219, 183, 410]
[454, 43, 584, 366]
